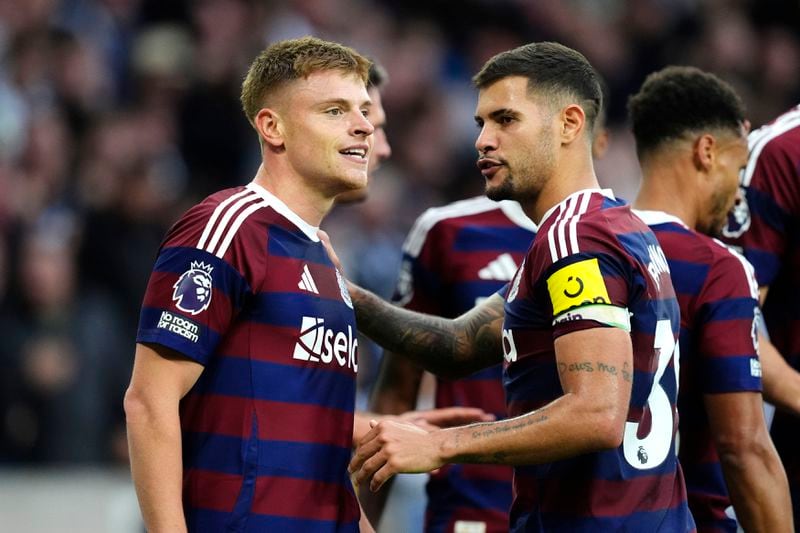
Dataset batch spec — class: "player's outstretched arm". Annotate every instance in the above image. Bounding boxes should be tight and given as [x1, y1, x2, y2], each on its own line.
[350, 327, 632, 492]
[320, 227, 504, 377]
[759, 332, 800, 416]
[704, 391, 793, 532]
[350, 287, 505, 378]
[124, 343, 204, 533]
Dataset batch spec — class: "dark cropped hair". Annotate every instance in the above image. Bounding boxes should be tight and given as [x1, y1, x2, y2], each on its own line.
[368, 60, 388, 89]
[473, 41, 603, 132]
[627, 66, 746, 157]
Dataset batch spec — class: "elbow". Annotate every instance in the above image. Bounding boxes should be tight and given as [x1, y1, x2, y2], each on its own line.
[715, 429, 775, 473]
[124, 385, 153, 429]
[593, 410, 626, 450]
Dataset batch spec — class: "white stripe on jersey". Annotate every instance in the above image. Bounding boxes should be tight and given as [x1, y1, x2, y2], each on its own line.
[548, 191, 592, 261]
[742, 105, 800, 188]
[197, 188, 255, 250]
[403, 196, 504, 258]
[714, 237, 760, 300]
[213, 199, 268, 258]
[204, 193, 261, 255]
[547, 197, 571, 262]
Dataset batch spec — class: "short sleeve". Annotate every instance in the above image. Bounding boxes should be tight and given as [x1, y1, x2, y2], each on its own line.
[136, 242, 253, 366]
[393, 216, 445, 314]
[695, 250, 762, 393]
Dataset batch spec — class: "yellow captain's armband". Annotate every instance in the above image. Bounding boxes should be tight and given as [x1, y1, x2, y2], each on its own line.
[547, 258, 611, 316]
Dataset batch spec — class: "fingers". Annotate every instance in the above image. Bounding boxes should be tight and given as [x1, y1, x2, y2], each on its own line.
[410, 407, 496, 427]
[350, 429, 382, 474]
[317, 229, 345, 272]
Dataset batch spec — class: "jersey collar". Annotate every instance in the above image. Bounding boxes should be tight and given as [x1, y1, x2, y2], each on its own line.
[539, 188, 615, 227]
[246, 181, 321, 242]
[632, 209, 689, 229]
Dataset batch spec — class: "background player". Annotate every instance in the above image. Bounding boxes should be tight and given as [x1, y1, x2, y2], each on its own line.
[125, 37, 375, 532]
[628, 65, 792, 532]
[720, 103, 800, 523]
[341, 42, 693, 531]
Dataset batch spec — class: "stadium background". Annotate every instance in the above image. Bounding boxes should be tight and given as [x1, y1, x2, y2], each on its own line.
[0, 0, 797, 531]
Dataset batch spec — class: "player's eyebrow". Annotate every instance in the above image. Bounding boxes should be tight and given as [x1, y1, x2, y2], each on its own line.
[317, 98, 372, 108]
[474, 108, 519, 123]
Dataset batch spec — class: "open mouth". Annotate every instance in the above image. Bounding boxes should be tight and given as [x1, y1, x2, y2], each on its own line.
[340, 146, 368, 162]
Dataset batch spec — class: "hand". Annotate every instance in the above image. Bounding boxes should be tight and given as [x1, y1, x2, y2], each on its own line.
[396, 407, 495, 432]
[350, 420, 445, 492]
[318, 230, 345, 273]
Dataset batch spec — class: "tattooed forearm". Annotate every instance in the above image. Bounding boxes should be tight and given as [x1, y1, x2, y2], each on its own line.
[453, 413, 549, 464]
[350, 286, 505, 378]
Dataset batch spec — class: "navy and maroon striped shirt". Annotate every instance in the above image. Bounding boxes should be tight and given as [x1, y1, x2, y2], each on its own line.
[137, 182, 360, 532]
[640, 210, 762, 532]
[394, 196, 536, 532]
[502, 189, 694, 532]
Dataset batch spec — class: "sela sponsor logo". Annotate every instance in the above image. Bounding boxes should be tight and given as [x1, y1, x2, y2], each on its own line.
[293, 316, 358, 371]
[173, 261, 214, 315]
[157, 311, 199, 343]
[646, 244, 670, 290]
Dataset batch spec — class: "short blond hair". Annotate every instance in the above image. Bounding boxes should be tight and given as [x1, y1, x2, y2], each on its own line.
[240, 36, 371, 126]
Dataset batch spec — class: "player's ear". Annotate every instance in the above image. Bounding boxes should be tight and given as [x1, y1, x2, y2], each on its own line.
[255, 107, 285, 151]
[692, 134, 715, 173]
[560, 103, 586, 145]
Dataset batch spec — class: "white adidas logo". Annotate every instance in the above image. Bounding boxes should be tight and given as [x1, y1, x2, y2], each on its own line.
[478, 253, 518, 281]
[298, 264, 319, 294]
[292, 316, 358, 370]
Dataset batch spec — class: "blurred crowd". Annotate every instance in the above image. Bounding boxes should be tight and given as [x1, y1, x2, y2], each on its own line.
[0, 0, 797, 465]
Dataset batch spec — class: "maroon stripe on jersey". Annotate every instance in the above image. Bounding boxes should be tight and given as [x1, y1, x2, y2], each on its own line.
[700, 318, 758, 356]
[261, 254, 341, 299]
[184, 469, 242, 512]
[250, 476, 360, 521]
[436, 378, 507, 415]
[142, 270, 233, 333]
[459, 464, 514, 482]
[254, 400, 353, 447]
[181, 393, 251, 437]
[514, 469, 685, 517]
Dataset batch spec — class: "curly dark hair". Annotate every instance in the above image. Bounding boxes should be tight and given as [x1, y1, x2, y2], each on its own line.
[627, 66, 745, 157]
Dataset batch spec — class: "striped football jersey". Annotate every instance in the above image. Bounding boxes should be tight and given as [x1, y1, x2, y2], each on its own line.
[137, 182, 360, 532]
[639, 209, 762, 532]
[502, 189, 694, 532]
[721, 104, 800, 521]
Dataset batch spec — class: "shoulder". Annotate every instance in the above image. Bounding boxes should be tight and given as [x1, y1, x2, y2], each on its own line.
[705, 238, 759, 297]
[402, 196, 507, 257]
[744, 105, 800, 187]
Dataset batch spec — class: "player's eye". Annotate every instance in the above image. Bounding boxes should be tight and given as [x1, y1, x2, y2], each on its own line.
[498, 115, 514, 125]
[475, 119, 484, 128]
[361, 109, 370, 118]
[326, 108, 343, 116]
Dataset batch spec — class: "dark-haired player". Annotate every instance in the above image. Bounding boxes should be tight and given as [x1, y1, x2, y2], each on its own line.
[721, 103, 800, 523]
[125, 37, 375, 532]
[343, 42, 693, 531]
[628, 65, 792, 532]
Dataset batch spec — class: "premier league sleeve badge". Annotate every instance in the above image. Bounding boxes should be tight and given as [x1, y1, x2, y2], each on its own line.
[172, 261, 214, 315]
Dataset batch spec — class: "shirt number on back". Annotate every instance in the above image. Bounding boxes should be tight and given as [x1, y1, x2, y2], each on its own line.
[622, 319, 679, 470]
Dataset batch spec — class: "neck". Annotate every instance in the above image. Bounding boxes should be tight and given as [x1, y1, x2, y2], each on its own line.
[252, 163, 333, 227]
[525, 144, 600, 224]
[633, 155, 699, 230]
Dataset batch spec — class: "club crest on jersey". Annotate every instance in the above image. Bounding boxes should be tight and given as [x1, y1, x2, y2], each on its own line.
[335, 268, 353, 309]
[172, 261, 214, 315]
[722, 189, 751, 238]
